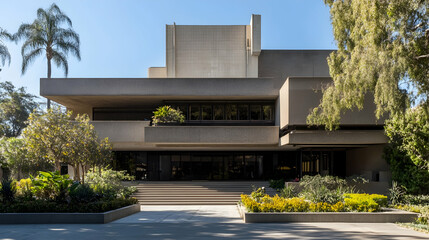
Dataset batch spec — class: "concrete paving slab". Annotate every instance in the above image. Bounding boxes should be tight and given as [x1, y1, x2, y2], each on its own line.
[114, 205, 242, 223]
[0, 205, 428, 239]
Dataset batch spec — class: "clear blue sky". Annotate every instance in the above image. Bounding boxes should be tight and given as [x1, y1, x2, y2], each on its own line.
[0, 0, 335, 97]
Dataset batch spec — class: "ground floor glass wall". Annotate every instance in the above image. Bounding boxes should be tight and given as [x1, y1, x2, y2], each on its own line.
[113, 150, 346, 181]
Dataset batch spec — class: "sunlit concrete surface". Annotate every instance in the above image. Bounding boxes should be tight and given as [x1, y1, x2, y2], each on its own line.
[115, 205, 242, 223]
[0, 205, 428, 239]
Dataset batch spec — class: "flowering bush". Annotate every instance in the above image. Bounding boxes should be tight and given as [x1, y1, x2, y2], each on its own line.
[241, 191, 387, 213]
[343, 193, 387, 212]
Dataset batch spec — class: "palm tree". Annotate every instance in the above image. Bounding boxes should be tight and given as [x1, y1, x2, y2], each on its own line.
[16, 3, 80, 109]
[0, 28, 13, 71]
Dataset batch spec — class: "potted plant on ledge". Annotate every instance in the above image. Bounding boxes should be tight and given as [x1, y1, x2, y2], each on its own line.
[152, 105, 185, 126]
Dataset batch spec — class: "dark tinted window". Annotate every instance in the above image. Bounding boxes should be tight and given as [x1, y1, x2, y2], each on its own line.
[262, 105, 273, 120]
[213, 105, 224, 120]
[225, 104, 237, 120]
[201, 105, 212, 120]
[250, 105, 261, 120]
[238, 105, 249, 120]
[190, 104, 200, 120]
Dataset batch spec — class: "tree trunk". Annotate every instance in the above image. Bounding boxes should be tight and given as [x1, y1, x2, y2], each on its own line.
[47, 58, 51, 109]
[73, 164, 80, 182]
[81, 164, 85, 184]
[55, 160, 61, 172]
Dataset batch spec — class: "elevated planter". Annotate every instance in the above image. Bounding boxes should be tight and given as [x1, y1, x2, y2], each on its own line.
[0, 204, 140, 224]
[237, 205, 418, 223]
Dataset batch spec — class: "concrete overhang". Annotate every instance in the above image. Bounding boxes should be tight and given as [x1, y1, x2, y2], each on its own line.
[144, 126, 279, 146]
[91, 121, 282, 151]
[41, 78, 278, 108]
[280, 130, 388, 146]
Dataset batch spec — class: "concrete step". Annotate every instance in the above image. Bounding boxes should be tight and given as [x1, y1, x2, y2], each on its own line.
[132, 181, 274, 205]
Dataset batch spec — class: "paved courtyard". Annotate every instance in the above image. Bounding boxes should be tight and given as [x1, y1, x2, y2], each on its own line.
[0, 205, 428, 240]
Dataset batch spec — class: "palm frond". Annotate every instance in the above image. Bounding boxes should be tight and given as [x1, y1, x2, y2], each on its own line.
[22, 48, 44, 75]
[52, 50, 68, 76]
[15, 24, 33, 40]
[0, 44, 11, 66]
[54, 39, 81, 60]
[53, 28, 80, 45]
[49, 3, 72, 27]
[0, 28, 14, 41]
[21, 37, 46, 56]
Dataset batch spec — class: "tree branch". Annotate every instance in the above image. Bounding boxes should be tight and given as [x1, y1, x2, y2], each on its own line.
[415, 54, 429, 59]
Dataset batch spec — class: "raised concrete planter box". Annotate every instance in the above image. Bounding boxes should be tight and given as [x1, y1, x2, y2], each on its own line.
[237, 205, 418, 223]
[0, 204, 140, 224]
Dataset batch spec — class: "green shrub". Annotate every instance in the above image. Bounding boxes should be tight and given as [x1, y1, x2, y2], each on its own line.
[69, 183, 97, 203]
[241, 194, 345, 213]
[0, 198, 138, 213]
[14, 178, 33, 200]
[0, 178, 15, 203]
[280, 185, 297, 198]
[269, 179, 285, 191]
[30, 171, 73, 202]
[86, 168, 136, 200]
[389, 181, 406, 205]
[404, 194, 429, 205]
[250, 187, 266, 202]
[299, 175, 351, 204]
[384, 139, 429, 194]
[343, 193, 387, 212]
[152, 106, 185, 125]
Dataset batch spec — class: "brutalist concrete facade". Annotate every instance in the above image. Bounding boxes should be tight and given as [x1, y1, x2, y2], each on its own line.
[40, 14, 389, 182]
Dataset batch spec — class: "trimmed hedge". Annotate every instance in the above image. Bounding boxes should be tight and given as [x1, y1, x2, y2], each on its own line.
[0, 198, 138, 213]
[241, 193, 388, 213]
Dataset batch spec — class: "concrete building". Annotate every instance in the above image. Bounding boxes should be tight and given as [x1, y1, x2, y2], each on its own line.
[40, 15, 389, 182]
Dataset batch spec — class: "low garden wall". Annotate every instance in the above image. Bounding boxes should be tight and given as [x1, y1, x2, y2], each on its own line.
[237, 205, 419, 223]
[0, 203, 140, 224]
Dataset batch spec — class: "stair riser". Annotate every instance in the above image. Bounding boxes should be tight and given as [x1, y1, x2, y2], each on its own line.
[132, 181, 271, 205]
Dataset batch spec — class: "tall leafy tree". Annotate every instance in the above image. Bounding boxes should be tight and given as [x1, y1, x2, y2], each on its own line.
[16, 3, 80, 109]
[23, 107, 112, 179]
[0, 81, 38, 137]
[0, 28, 14, 71]
[308, 0, 428, 130]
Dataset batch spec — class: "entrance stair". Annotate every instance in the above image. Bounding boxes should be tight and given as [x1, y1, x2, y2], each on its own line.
[132, 181, 276, 205]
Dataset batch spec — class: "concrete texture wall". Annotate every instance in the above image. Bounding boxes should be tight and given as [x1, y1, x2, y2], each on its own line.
[279, 77, 383, 128]
[246, 25, 259, 77]
[148, 67, 167, 78]
[173, 25, 247, 78]
[258, 50, 332, 89]
[145, 126, 279, 145]
[166, 25, 175, 77]
[250, 14, 261, 56]
[346, 145, 389, 181]
[162, 15, 261, 78]
[91, 121, 150, 143]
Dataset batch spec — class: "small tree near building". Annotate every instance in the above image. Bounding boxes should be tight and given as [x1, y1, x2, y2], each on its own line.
[22, 107, 112, 182]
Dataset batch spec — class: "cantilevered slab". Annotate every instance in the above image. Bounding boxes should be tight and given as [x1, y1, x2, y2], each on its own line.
[41, 78, 278, 108]
[280, 130, 388, 146]
[41, 78, 277, 97]
[145, 126, 279, 145]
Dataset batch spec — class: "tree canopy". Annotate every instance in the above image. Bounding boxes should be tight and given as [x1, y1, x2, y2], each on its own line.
[308, 0, 429, 130]
[0, 81, 38, 137]
[22, 108, 112, 181]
